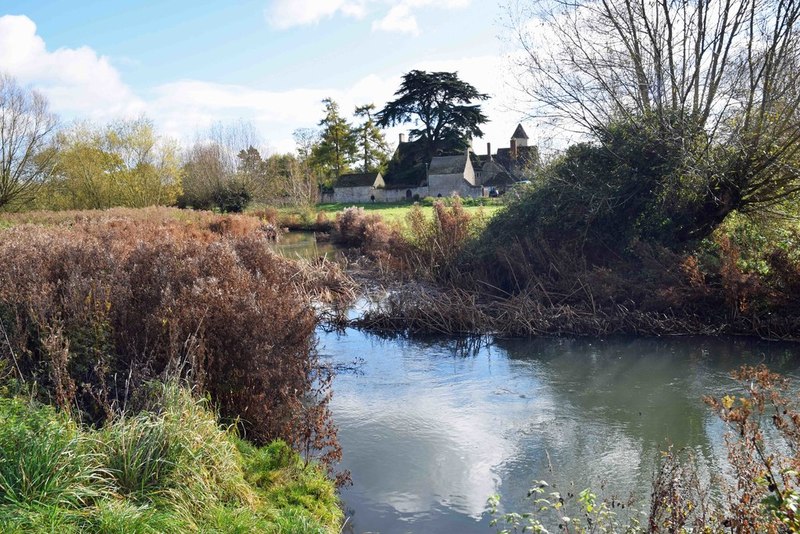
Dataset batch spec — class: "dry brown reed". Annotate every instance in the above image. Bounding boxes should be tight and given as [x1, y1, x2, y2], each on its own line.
[0, 206, 281, 240]
[332, 207, 394, 251]
[0, 211, 353, 459]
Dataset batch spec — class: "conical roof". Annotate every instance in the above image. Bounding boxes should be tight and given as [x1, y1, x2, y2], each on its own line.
[511, 123, 528, 140]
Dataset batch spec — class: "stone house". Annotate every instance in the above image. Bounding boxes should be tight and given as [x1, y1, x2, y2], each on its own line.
[492, 124, 538, 181]
[328, 124, 537, 202]
[329, 172, 385, 203]
[427, 153, 481, 197]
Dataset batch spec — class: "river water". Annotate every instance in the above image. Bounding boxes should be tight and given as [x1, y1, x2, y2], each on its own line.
[318, 329, 800, 533]
[270, 231, 337, 260]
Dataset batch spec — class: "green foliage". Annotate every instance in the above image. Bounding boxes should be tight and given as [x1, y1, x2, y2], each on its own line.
[354, 104, 390, 174]
[0, 398, 102, 509]
[480, 115, 699, 260]
[213, 178, 251, 213]
[0, 386, 342, 533]
[376, 70, 488, 160]
[311, 98, 357, 183]
[42, 118, 182, 210]
[179, 145, 254, 213]
[489, 481, 642, 534]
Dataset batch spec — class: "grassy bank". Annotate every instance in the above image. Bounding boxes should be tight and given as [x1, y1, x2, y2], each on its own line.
[0, 386, 341, 533]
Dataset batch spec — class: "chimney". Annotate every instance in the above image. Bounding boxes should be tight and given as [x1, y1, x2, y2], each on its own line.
[487, 142, 492, 160]
[510, 138, 518, 159]
[399, 133, 406, 144]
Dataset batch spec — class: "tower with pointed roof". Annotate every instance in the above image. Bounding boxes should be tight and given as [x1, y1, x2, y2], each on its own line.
[511, 123, 529, 147]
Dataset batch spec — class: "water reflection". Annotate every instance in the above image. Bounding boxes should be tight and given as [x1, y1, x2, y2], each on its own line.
[320, 330, 800, 533]
[269, 231, 338, 260]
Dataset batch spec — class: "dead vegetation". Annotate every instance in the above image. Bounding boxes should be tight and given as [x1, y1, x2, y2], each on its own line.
[332, 198, 800, 340]
[0, 210, 354, 467]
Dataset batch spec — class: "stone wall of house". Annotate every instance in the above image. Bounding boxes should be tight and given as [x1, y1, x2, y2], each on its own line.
[333, 185, 377, 203]
[377, 187, 428, 202]
[330, 186, 429, 203]
[428, 174, 482, 198]
[332, 180, 488, 203]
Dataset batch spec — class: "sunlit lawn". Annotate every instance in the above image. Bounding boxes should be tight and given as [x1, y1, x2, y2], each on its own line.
[312, 201, 503, 224]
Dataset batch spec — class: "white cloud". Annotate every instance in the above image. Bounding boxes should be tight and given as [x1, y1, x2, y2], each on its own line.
[0, 15, 145, 120]
[0, 13, 528, 156]
[146, 73, 406, 154]
[371, 5, 419, 34]
[267, 0, 470, 34]
[265, 0, 367, 29]
[371, 0, 471, 34]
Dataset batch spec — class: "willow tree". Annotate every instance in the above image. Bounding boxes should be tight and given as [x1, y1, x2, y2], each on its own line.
[508, 0, 800, 242]
[51, 118, 182, 210]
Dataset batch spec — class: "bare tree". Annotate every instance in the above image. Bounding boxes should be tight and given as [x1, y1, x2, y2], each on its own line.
[182, 121, 263, 210]
[508, 0, 800, 239]
[0, 74, 58, 210]
[206, 120, 262, 175]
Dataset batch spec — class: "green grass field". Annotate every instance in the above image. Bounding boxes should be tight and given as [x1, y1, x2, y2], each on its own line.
[307, 201, 503, 225]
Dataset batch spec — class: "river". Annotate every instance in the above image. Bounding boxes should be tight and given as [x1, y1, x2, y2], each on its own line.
[318, 329, 800, 533]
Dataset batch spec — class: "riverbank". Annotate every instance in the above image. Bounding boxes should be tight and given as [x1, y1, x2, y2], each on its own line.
[0, 385, 341, 533]
[328, 201, 800, 342]
[346, 274, 800, 340]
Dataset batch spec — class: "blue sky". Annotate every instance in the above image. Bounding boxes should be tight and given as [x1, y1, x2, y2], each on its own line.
[0, 1, 527, 153]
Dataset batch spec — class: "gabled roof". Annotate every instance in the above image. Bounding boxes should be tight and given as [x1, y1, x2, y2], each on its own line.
[334, 172, 381, 188]
[511, 123, 529, 140]
[480, 159, 506, 176]
[428, 154, 468, 175]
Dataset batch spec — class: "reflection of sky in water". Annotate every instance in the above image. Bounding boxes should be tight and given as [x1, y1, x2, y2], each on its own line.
[320, 330, 800, 534]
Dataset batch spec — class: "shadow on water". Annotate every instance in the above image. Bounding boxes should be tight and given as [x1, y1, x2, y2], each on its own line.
[320, 329, 800, 534]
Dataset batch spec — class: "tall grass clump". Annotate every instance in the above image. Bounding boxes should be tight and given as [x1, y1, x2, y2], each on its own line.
[0, 398, 103, 509]
[0, 385, 342, 533]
